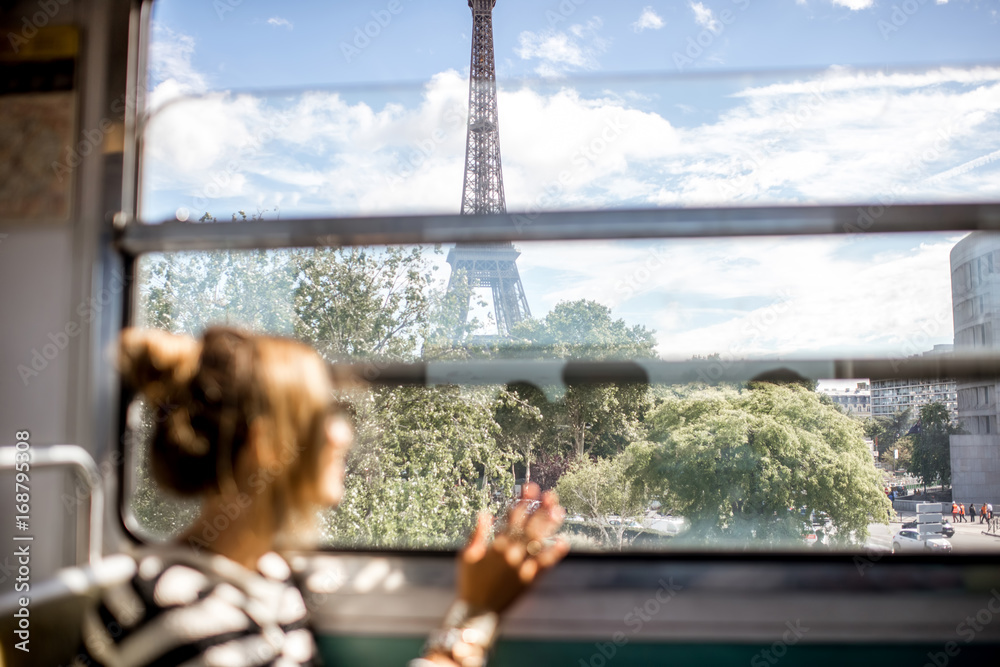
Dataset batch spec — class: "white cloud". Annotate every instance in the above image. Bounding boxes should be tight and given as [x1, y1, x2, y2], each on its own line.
[516, 235, 961, 360]
[267, 17, 293, 29]
[143, 62, 1000, 217]
[831, 0, 874, 9]
[633, 7, 665, 32]
[140, 49, 1000, 356]
[515, 18, 609, 78]
[690, 2, 718, 29]
[148, 26, 207, 110]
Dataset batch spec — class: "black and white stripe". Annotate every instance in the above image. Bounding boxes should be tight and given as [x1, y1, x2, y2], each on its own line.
[74, 548, 319, 667]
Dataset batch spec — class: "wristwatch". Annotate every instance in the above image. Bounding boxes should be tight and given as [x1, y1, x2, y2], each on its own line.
[422, 600, 500, 667]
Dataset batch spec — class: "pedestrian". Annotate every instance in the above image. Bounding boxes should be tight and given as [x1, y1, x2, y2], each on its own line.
[959, 502, 966, 523]
[989, 502, 994, 521]
[970, 503, 977, 522]
[982, 502, 989, 524]
[952, 502, 958, 523]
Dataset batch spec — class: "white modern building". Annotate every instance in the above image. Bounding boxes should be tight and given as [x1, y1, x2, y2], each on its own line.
[949, 233, 1000, 504]
[870, 347, 958, 419]
[819, 382, 871, 418]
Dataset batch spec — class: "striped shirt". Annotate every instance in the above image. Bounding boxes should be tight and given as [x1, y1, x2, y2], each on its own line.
[74, 547, 319, 666]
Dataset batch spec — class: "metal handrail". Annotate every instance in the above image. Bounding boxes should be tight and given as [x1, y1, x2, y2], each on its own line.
[0, 445, 103, 565]
[341, 354, 1000, 388]
[118, 202, 1000, 255]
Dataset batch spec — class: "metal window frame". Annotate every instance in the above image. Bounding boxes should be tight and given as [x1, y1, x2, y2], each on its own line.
[111, 0, 1000, 554]
[116, 202, 1000, 388]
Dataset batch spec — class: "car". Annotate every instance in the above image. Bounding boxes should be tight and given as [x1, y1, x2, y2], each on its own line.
[903, 519, 955, 538]
[606, 516, 643, 529]
[892, 529, 953, 553]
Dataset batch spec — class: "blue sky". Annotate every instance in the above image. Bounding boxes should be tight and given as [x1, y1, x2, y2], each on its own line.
[142, 1, 1000, 366]
[154, 0, 1000, 88]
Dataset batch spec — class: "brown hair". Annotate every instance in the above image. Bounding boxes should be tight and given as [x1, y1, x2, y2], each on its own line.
[120, 326, 345, 523]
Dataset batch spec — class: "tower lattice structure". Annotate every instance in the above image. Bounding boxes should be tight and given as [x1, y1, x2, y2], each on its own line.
[447, 0, 531, 338]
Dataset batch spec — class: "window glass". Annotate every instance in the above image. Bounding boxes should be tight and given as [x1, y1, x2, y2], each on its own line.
[141, 0, 1000, 223]
[129, 2, 1000, 553]
[125, 235, 1000, 553]
[139, 65, 1000, 223]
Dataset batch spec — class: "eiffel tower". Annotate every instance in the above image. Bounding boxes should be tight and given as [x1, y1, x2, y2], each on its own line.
[447, 0, 531, 338]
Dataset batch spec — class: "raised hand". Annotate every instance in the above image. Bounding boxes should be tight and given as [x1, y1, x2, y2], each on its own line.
[457, 483, 569, 614]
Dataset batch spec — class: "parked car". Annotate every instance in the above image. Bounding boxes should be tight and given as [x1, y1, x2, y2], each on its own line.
[902, 519, 955, 538]
[892, 528, 953, 553]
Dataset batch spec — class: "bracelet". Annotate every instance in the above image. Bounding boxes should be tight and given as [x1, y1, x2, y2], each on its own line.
[423, 600, 500, 667]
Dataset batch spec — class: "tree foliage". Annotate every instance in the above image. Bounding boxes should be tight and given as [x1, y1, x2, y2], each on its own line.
[642, 382, 891, 547]
[325, 385, 514, 548]
[879, 434, 913, 473]
[555, 442, 658, 550]
[910, 402, 959, 488]
[506, 300, 657, 459]
[129, 226, 897, 554]
[863, 409, 912, 466]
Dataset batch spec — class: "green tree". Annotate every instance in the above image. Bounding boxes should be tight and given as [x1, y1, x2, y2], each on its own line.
[137, 249, 296, 335]
[507, 300, 657, 459]
[492, 384, 545, 486]
[325, 385, 515, 548]
[555, 442, 658, 550]
[643, 382, 891, 547]
[910, 402, 959, 488]
[878, 434, 913, 473]
[863, 409, 911, 459]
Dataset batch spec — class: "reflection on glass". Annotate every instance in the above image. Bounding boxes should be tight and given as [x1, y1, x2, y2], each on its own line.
[128, 233, 1000, 553]
[140, 66, 1000, 223]
[135, 234, 964, 360]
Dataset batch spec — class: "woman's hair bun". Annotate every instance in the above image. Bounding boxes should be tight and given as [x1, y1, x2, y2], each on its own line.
[119, 328, 201, 403]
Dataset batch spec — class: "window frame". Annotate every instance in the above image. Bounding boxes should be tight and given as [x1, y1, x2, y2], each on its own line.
[112, 4, 1000, 558]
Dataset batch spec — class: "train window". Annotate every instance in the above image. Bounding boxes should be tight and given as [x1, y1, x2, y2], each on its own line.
[138, 68, 1000, 223]
[120, 1, 1000, 556]
[123, 235, 1000, 555]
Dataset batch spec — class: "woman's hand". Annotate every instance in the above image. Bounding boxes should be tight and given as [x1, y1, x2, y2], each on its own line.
[457, 483, 570, 614]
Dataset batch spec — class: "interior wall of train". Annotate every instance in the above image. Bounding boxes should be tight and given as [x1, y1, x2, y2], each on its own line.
[1, 1, 1000, 666]
[1, 0, 132, 577]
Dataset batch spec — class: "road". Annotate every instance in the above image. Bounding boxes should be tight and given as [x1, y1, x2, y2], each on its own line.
[869, 513, 1000, 553]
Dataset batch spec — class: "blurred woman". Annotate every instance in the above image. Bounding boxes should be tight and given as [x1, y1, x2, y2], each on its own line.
[78, 327, 567, 667]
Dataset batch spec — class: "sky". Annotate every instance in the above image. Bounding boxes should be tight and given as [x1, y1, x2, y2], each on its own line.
[142, 0, 1000, 368]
